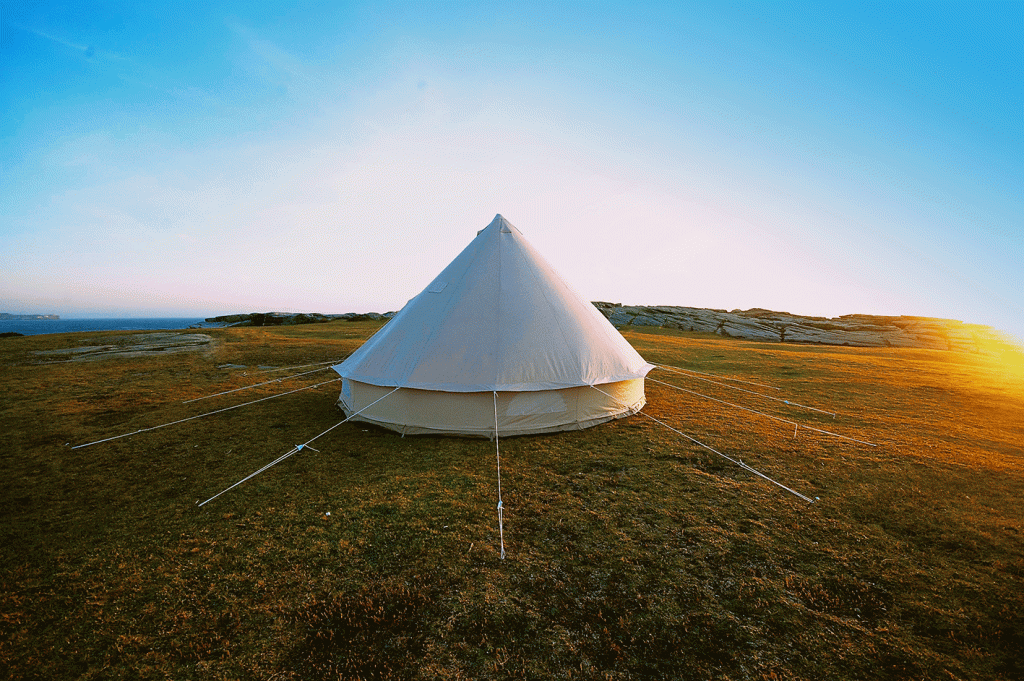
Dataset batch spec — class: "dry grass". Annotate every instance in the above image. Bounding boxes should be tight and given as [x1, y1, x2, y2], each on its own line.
[1, 321, 1021, 680]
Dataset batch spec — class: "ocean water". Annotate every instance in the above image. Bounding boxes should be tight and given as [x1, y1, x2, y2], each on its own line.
[0, 318, 224, 336]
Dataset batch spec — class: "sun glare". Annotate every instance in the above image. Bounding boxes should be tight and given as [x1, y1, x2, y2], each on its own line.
[976, 332, 1024, 390]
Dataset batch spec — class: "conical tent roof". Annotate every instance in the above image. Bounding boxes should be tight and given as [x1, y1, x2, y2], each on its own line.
[334, 214, 653, 392]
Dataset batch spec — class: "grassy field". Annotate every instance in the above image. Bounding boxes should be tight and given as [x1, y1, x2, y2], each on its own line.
[1, 321, 1022, 680]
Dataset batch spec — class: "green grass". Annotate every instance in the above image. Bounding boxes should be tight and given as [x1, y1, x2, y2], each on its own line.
[1, 321, 1022, 679]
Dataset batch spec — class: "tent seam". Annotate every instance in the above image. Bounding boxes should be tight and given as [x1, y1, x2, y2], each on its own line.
[395, 230, 488, 388]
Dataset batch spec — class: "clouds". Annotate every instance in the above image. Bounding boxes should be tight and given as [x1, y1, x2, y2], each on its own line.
[1, 1, 1021, 339]
[226, 19, 319, 92]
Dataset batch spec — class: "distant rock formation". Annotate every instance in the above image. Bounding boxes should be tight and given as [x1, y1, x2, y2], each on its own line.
[0, 313, 59, 320]
[204, 306, 1006, 353]
[592, 302, 1001, 352]
[205, 311, 396, 327]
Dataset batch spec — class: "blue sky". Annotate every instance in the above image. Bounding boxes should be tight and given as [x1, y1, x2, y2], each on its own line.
[2, 1, 1022, 339]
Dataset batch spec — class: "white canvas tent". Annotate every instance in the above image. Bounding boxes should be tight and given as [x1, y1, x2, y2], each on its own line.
[74, 212, 854, 519]
[72, 213, 854, 523]
[332, 214, 655, 437]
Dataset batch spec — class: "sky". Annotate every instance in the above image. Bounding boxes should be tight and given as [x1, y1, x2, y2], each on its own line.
[2, 1, 1022, 340]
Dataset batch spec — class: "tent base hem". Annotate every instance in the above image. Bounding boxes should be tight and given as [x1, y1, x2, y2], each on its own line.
[336, 379, 647, 438]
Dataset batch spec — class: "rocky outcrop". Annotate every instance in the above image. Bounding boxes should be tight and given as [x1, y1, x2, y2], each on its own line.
[333, 312, 395, 322]
[32, 332, 213, 362]
[592, 302, 1003, 352]
[205, 312, 396, 327]
[204, 306, 1006, 353]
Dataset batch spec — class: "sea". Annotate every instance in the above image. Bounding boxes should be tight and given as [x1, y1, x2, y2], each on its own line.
[0, 318, 225, 337]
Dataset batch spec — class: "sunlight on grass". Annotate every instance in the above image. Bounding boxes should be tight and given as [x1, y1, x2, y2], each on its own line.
[978, 332, 1024, 380]
[2, 321, 1022, 679]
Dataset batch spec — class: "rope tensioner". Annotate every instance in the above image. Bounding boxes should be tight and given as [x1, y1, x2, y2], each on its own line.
[196, 387, 399, 507]
[493, 391, 506, 560]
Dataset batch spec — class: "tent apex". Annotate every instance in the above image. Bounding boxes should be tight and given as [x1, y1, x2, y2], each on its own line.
[480, 213, 516, 235]
[493, 213, 514, 234]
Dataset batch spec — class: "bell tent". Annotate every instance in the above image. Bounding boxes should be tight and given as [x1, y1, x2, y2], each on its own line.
[74, 214, 844, 516]
[331, 214, 655, 437]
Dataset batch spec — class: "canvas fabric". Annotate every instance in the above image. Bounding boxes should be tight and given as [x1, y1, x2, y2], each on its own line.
[332, 214, 654, 435]
[339, 378, 646, 437]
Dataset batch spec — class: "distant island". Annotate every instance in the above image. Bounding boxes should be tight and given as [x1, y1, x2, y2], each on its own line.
[0, 313, 60, 320]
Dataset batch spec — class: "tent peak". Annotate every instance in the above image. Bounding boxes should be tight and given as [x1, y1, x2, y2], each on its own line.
[480, 213, 516, 235]
[492, 214, 515, 232]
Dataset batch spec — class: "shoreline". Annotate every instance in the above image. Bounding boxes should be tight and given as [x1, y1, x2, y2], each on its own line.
[0, 317, 223, 337]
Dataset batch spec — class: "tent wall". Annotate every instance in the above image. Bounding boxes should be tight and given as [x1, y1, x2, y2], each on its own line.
[339, 378, 646, 437]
